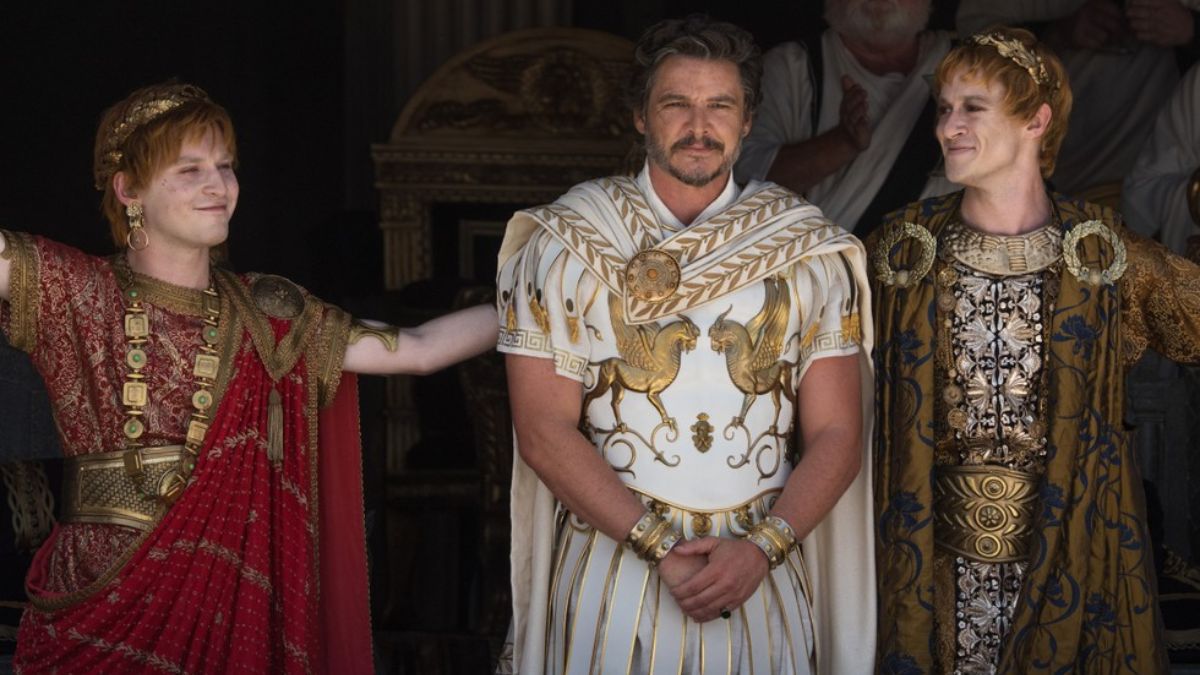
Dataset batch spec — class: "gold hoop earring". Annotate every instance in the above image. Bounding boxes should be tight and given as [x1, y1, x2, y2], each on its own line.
[126, 203, 149, 251]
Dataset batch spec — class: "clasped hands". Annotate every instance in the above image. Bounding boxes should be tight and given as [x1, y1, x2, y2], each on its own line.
[655, 536, 770, 623]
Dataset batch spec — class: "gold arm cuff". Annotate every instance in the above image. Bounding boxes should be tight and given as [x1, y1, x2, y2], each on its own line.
[746, 515, 797, 569]
[349, 319, 400, 352]
[933, 465, 1038, 563]
[625, 511, 681, 566]
[60, 446, 182, 531]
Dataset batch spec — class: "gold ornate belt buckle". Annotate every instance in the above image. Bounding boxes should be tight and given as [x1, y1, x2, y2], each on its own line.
[62, 445, 185, 531]
[933, 464, 1038, 563]
[625, 249, 680, 302]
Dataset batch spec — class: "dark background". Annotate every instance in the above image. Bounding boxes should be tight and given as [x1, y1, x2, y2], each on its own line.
[0, 0, 958, 299]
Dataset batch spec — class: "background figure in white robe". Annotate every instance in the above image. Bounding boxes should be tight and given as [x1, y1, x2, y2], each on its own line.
[957, 0, 1193, 196]
[1123, 60, 1200, 255]
[735, 0, 958, 235]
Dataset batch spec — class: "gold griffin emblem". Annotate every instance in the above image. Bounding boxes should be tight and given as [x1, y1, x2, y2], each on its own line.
[582, 293, 699, 432]
[708, 277, 798, 432]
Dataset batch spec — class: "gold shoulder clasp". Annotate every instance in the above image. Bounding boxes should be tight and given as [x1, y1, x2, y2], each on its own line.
[873, 221, 936, 288]
[1062, 220, 1127, 286]
[251, 275, 305, 319]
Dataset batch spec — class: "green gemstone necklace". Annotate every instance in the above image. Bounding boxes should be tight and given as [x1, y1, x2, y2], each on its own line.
[116, 256, 221, 504]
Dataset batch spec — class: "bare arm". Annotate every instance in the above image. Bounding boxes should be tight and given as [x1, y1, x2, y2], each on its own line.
[342, 303, 498, 375]
[0, 231, 10, 301]
[766, 76, 869, 195]
[507, 353, 707, 585]
[766, 353, 863, 537]
[672, 353, 863, 621]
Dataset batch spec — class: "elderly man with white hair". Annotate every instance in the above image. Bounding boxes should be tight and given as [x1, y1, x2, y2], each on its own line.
[735, 0, 957, 236]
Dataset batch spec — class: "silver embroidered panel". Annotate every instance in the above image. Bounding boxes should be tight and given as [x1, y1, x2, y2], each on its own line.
[954, 558, 1027, 675]
[946, 263, 1050, 673]
[949, 263, 1048, 470]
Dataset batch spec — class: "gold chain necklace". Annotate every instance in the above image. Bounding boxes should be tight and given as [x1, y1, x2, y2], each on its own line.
[116, 257, 221, 505]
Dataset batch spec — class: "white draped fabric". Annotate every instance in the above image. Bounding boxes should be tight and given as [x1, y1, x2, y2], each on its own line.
[1123, 62, 1200, 253]
[735, 30, 957, 232]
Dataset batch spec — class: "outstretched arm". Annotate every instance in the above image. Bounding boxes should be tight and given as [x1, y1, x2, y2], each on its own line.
[0, 231, 11, 301]
[342, 303, 498, 375]
[507, 354, 708, 590]
[671, 353, 863, 622]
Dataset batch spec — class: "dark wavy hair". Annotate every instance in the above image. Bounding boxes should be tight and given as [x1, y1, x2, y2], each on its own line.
[628, 15, 763, 120]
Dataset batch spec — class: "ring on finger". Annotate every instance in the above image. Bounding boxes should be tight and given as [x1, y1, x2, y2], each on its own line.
[720, 607, 731, 620]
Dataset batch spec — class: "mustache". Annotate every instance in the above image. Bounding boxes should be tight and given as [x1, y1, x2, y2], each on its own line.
[671, 134, 724, 153]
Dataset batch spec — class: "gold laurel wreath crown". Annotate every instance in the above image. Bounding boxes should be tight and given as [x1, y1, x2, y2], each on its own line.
[969, 32, 1056, 90]
[94, 83, 212, 190]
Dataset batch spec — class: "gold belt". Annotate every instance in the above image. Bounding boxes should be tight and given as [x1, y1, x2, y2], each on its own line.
[933, 465, 1038, 563]
[60, 446, 184, 531]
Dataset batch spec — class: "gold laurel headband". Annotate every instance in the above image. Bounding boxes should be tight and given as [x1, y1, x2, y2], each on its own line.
[94, 84, 211, 190]
[969, 32, 1056, 90]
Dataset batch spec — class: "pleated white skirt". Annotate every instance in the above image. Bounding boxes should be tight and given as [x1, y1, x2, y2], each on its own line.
[543, 494, 815, 675]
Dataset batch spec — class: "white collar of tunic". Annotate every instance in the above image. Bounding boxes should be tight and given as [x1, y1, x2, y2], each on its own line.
[635, 160, 740, 230]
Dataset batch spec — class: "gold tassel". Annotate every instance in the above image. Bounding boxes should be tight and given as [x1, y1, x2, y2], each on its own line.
[267, 388, 283, 465]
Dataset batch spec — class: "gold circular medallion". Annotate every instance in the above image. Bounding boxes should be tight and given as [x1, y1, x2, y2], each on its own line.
[975, 533, 1001, 559]
[981, 476, 1007, 499]
[126, 348, 147, 370]
[192, 389, 214, 411]
[625, 250, 680, 302]
[252, 275, 305, 319]
[975, 504, 1007, 531]
[123, 418, 145, 440]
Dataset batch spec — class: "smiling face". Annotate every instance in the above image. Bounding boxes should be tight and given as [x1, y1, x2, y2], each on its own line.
[134, 129, 238, 253]
[635, 55, 751, 189]
[936, 69, 1045, 189]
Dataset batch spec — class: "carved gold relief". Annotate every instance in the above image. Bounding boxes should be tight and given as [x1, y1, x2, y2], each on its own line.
[581, 293, 698, 432]
[708, 278, 797, 431]
[690, 413, 713, 453]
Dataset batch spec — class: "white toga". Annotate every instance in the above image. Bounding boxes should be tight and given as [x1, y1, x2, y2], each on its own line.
[1122, 61, 1200, 253]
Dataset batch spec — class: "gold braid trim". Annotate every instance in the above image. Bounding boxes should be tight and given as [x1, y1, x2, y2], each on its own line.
[316, 307, 354, 408]
[1, 230, 40, 353]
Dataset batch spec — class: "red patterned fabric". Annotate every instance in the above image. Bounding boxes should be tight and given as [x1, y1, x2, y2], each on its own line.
[3, 235, 371, 673]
